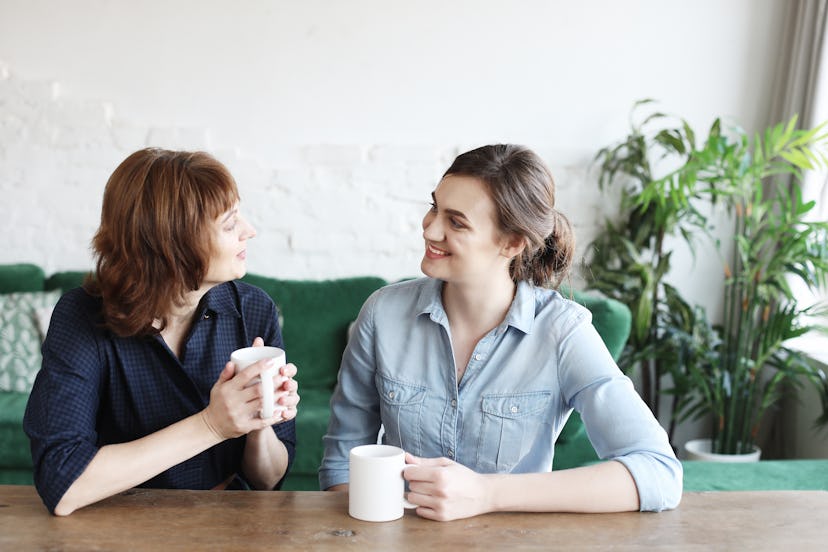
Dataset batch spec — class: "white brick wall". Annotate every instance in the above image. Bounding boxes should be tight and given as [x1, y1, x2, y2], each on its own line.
[0, 62, 609, 284]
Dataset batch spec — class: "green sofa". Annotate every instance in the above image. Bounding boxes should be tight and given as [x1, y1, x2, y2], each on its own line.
[0, 263, 630, 490]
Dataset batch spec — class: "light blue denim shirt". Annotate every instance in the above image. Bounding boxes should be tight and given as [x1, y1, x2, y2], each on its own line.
[320, 278, 682, 511]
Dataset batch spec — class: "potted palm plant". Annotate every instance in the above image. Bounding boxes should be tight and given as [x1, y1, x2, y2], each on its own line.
[678, 116, 828, 457]
[588, 103, 828, 459]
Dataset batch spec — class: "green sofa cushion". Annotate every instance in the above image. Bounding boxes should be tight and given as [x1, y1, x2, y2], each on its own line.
[0, 392, 32, 468]
[287, 388, 332, 490]
[241, 274, 387, 392]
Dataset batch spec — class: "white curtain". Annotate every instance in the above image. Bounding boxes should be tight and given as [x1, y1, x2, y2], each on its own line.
[770, 1, 828, 300]
[770, 0, 828, 127]
[766, 0, 828, 459]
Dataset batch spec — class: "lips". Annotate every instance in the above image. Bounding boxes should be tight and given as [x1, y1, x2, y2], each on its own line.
[425, 243, 450, 259]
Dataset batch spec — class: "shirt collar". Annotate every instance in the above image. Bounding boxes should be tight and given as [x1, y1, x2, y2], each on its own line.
[415, 278, 536, 334]
[503, 280, 535, 335]
[416, 278, 448, 325]
[199, 282, 242, 319]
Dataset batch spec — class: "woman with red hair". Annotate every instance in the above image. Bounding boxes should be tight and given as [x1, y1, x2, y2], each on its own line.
[24, 148, 300, 515]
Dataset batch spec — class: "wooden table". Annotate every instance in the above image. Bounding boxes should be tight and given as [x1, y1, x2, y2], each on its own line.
[0, 486, 825, 550]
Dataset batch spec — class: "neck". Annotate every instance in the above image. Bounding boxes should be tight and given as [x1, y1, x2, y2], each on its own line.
[156, 283, 215, 331]
[442, 272, 517, 332]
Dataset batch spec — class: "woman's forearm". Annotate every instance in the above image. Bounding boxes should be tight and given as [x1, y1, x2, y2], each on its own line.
[487, 460, 640, 513]
[54, 412, 223, 516]
[241, 425, 289, 490]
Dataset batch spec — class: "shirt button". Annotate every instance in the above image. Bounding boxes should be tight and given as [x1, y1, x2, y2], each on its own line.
[202, 313, 211, 320]
[451, 399, 457, 408]
[388, 391, 395, 399]
[448, 449, 454, 458]
[474, 353, 483, 361]
[510, 405, 519, 414]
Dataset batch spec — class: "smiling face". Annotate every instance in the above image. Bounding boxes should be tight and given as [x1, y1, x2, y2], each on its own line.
[203, 202, 257, 285]
[421, 175, 522, 286]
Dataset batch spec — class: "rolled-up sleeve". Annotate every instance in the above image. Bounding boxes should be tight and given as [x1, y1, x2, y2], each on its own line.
[23, 294, 104, 514]
[557, 314, 682, 512]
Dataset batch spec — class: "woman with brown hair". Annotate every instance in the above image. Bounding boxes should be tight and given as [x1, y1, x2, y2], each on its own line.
[320, 144, 681, 520]
[24, 148, 300, 515]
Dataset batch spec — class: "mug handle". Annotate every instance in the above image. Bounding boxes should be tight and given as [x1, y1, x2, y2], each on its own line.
[403, 463, 417, 509]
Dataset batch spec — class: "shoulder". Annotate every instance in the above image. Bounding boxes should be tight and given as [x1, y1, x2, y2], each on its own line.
[531, 286, 593, 337]
[346, 278, 433, 333]
[43, 287, 108, 363]
[51, 287, 103, 329]
[222, 281, 280, 335]
[365, 277, 435, 315]
[230, 280, 275, 303]
[535, 287, 591, 317]
[371, 277, 428, 299]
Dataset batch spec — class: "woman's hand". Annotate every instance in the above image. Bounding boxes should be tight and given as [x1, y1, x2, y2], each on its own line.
[248, 336, 299, 424]
[201, 357, 278, 440]
[275, 362, 300, 422]
[201, 336, 301, 440]
[403, 453, 493, 521]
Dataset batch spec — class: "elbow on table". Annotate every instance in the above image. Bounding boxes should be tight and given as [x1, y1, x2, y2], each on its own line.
[638, 479, 682, 512]
[32, 473, 76, 516]
[655, 459, 683, 512]
[629, 453, 683, 512]
[52, 500, 77, 517]
[46, 478, 87, 517]
[51, 484, 86, 516]
[661, 479, 683, 511]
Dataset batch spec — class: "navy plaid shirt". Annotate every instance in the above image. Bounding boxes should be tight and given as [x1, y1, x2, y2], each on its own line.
[24, 280, 296, 513]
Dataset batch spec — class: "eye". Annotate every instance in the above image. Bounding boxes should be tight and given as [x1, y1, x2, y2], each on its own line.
[224, 218, 238, 232]
[428, 201, 437, 212]
[449, 218, 466, 229]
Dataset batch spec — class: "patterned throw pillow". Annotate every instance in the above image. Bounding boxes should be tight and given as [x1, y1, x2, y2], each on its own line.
[0, 290, 62, 393]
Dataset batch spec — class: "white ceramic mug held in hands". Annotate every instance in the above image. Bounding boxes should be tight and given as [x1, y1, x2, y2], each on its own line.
[230, 346, 287, 419]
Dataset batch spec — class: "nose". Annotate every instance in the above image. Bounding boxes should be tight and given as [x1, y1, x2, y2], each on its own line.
[242, 217, 256, 240]
[422, 210, 443, 242]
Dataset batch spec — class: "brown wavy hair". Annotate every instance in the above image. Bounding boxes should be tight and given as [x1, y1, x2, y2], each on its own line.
[87, 148, 239, 337]
[443, 144, 575, 288]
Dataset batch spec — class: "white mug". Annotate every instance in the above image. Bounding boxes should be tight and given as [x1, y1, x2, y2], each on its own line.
[230, 346, 286, 419]
[349, 444, 417, 522]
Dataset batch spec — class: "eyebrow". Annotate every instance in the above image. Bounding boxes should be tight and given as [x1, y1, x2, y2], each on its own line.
[431, 192, 470, 222]
[221, 207, 238, 223]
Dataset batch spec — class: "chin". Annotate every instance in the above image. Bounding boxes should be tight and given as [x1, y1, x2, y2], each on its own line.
[420, 259, 443, 280]
[420, 258, 432, 277]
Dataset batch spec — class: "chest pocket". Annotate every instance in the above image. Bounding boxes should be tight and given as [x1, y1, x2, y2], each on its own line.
[477, 391, 552, 472]
[377, 374, 427, 455]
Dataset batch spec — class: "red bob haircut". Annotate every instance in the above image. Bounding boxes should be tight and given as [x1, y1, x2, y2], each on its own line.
[88, 148, 239, 337]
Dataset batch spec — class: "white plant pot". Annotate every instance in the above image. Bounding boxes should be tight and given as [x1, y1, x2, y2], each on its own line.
[684, 438, 761, 462]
